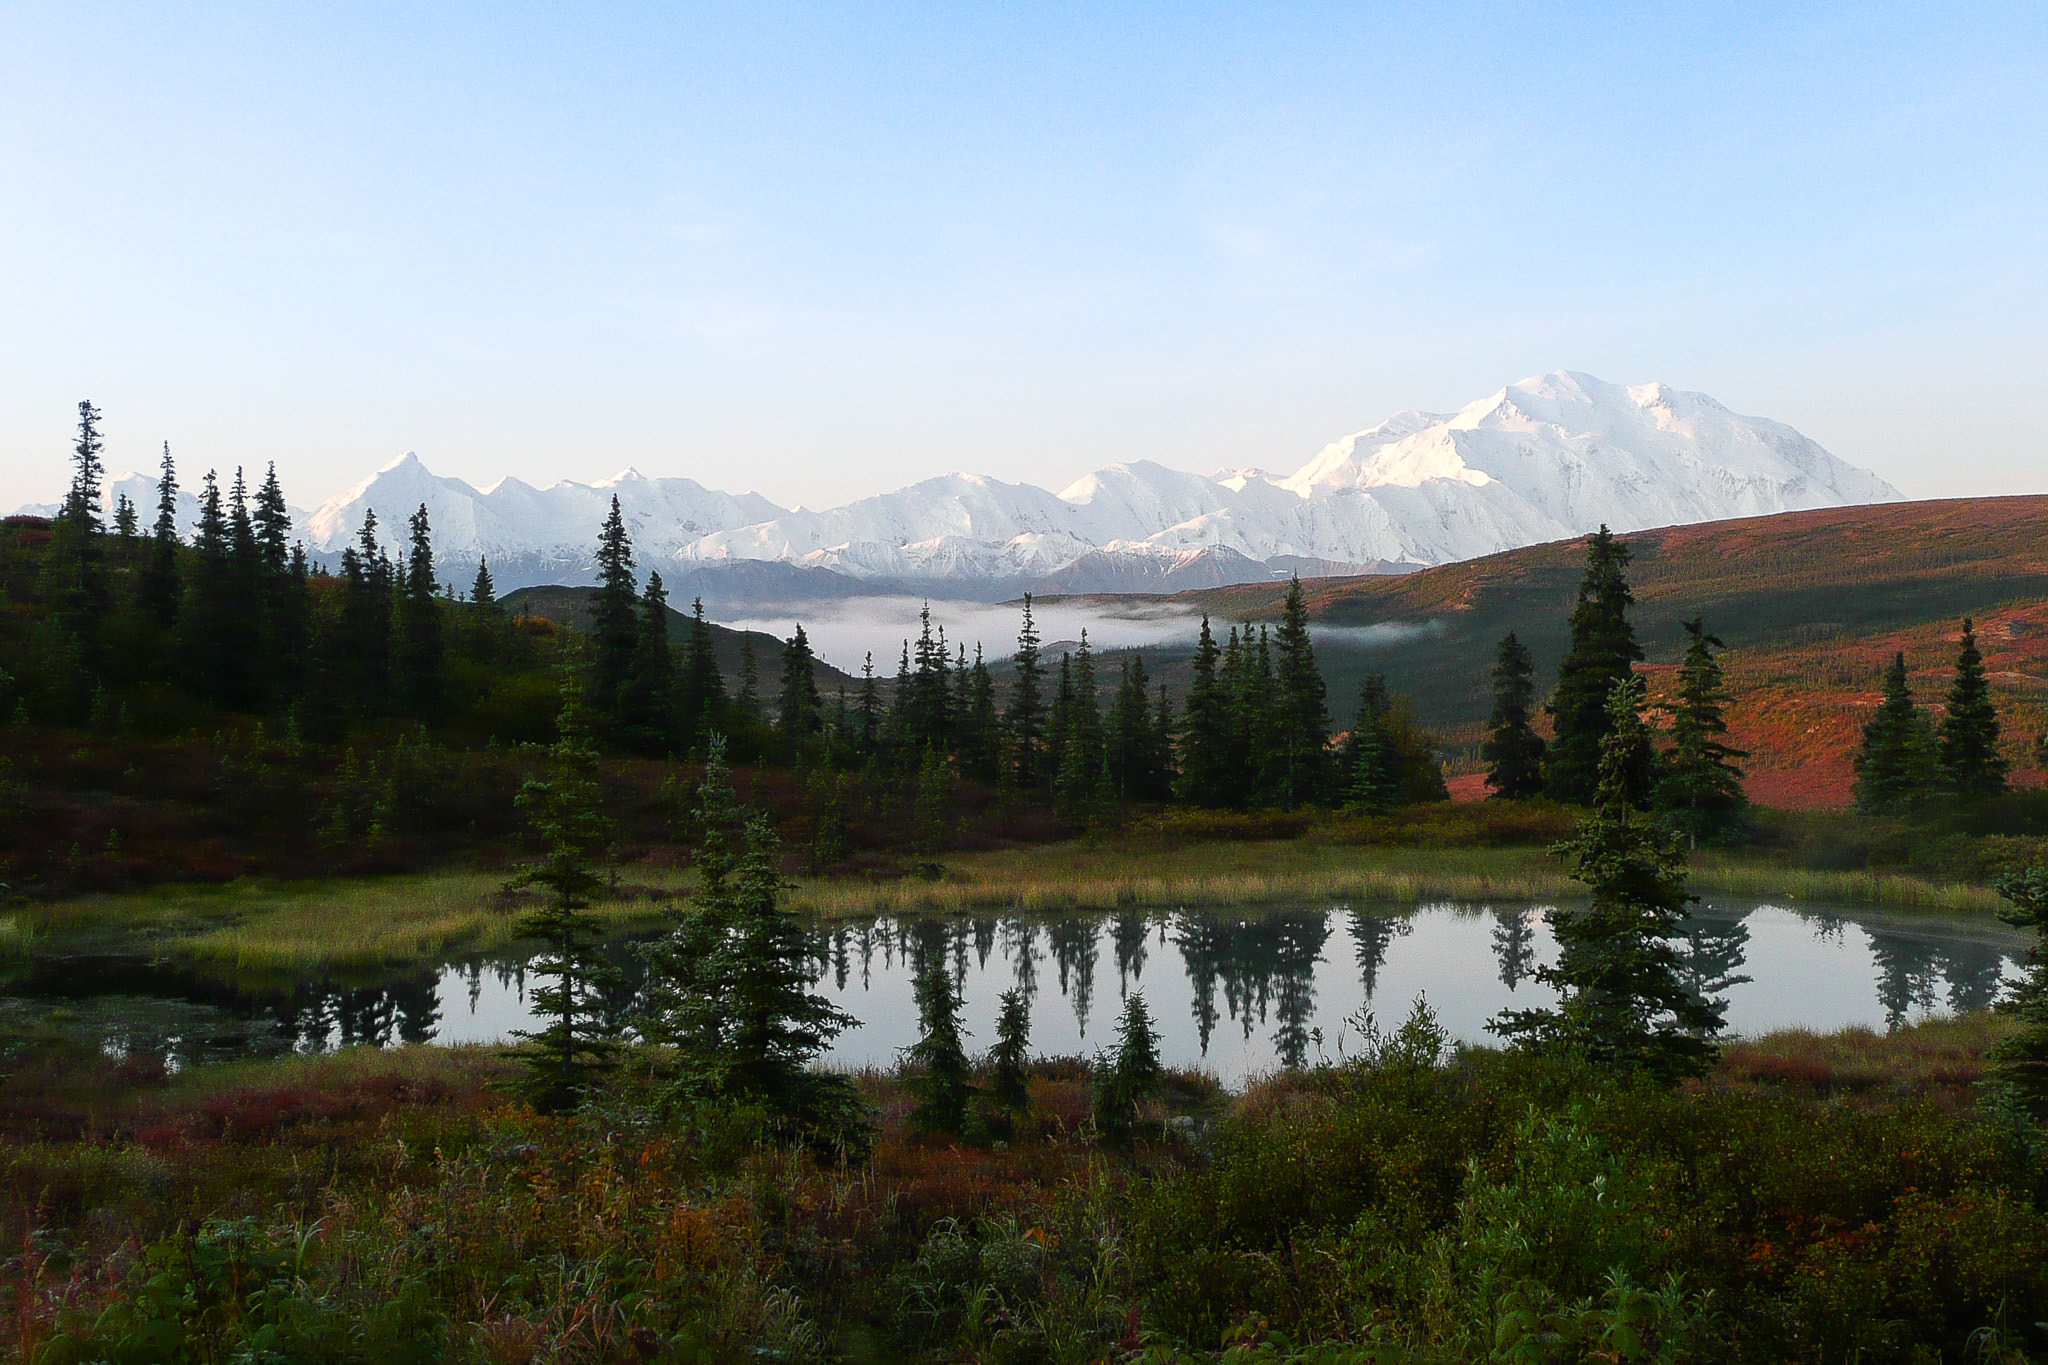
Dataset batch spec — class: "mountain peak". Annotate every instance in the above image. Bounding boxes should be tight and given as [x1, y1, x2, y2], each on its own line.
[95, 371, 1897, 595]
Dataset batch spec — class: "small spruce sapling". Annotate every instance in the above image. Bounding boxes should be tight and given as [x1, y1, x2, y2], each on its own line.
[1093, 993, 1164, 1144]
[905, 956, 973, 1135]
[986, 987, 1033, 1123]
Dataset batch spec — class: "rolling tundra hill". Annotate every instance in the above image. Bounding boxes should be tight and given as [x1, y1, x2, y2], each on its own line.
[1165, 496, 2048, 807]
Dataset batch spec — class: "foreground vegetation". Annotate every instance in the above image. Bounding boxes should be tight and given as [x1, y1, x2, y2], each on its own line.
[1, 1013, 2042, 1363]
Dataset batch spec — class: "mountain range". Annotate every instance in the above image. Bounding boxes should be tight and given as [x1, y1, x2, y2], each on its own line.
[28, 371, 1901, 602]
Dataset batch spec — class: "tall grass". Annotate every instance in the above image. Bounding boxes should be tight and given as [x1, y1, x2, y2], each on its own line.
[789, 844, 1576, 917]
[0, 913, 34, 960]
[33, 870, 685, 972]
[1691, 856, 2005, 913]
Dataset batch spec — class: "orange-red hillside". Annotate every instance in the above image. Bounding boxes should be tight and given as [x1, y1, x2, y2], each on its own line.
[1173, 496, 2048, 809]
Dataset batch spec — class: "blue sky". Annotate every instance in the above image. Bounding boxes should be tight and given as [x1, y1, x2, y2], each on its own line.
[5, 2, 2045, 512]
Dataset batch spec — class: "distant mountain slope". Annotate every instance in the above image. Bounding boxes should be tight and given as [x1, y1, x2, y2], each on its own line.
[35, 371, 1895, 598]
[500, 586, 860, 695]
[1171, 496, 2048, 807]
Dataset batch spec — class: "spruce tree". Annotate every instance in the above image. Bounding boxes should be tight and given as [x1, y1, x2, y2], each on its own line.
[58, 400, 106, 536]
[470, 557, 496, 609]
[1343, 673, 1403, 813]
[141, 441, 182, 628]
[113, 494, 137, 539]
[960, 644, 1002, 784]
[730, 634, 765, 752]
[1988, 866, 2048, 1122]
[589, 496, 640, 717]
[706, 811, 857, 1114]
[182, 471, 238, 707]
[1273, 576, 1329, 808]
[776, 623, 824, 750]
[1656, 619, 1748, 845]
[1493, 677, 1723, 1081]
[338, 510, 394, 710]
[1177, 615, 1232, 807]
[394, 503, 443, 714]
[1092, 993, 1163, 1144]
[1054, 631, 1105, 815]
[1107, 653, 1164, 800]
[255, 464, 308, 701]
[505, 660, 622, 1113]
[677, 598, 724, 754]
[617, 571, 679, 753]
[854, 651, 881, 762]
[903, 605, 952, 753]
[1545, 527, 1645, 803]
[1482, 631, 1546, 799]
[1006, 594, 1047, 787]
[1939, 618, 2007, 798]
[1152, 684, 1178, 792]
[987, 986, 1033, 1119]
[1854, 652, 1935, 814]
[48, 400, 110, 660]
[905, 954, 973, 1134]
[638, 736, 743, 1088]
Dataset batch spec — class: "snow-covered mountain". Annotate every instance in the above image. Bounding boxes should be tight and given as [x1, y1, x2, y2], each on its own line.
[29, 373, 1901, 599]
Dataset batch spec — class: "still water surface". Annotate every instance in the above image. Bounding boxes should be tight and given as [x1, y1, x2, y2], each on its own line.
[7, 900, 2029, 1083]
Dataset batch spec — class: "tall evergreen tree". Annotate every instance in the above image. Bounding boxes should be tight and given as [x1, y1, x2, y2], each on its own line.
[617, 571, 679, 753]
[959, 644, 1002, 784]
[1493, 677, 1723, 1081]
[1107, 653, 1167, 800]
[1272, 576, 1329, 807]
[1853, 652, 1936, 814]
[1939, 618, 2007, 798]
[1007, 595, 1047, 787]
[1044, 652, 1073, 792]
[1988, 866, 2048, 1122]
[677, 598, 724, 754]
[776, 623, 824, 750]
[58, 400, 106, 536]
[901, 605, 952, 753]
[141, 441, 182, 628]
[182, 471, 239, 707]
[504, 656, 622, 1113]
[1656, 619, 1748, 845]
[254, 464, 308, 700]
[854, 651, 882, 761]
[1482, 631, 1546, 799]
[466, 558, 501, 664]
[470, 558, 496, 609]
[905, 955, 973, 1134]
[589, 496, 640, 716]
[394, 503, 443, 714]
[48, 400, 110, 659]
[338, 510, 394, 709]
[730, 634, 765, 751]
[1177, 615, 1233, 807]
[1545, 527, 1645, 803]
[1343, 673, 1403, 813]
[1054, 632, 1105, 815]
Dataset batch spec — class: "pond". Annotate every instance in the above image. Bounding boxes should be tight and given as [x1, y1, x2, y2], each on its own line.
[5, 899, 2030, 1083]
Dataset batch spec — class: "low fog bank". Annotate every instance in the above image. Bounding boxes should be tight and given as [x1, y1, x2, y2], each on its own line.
[715, 596, 1440, 673]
